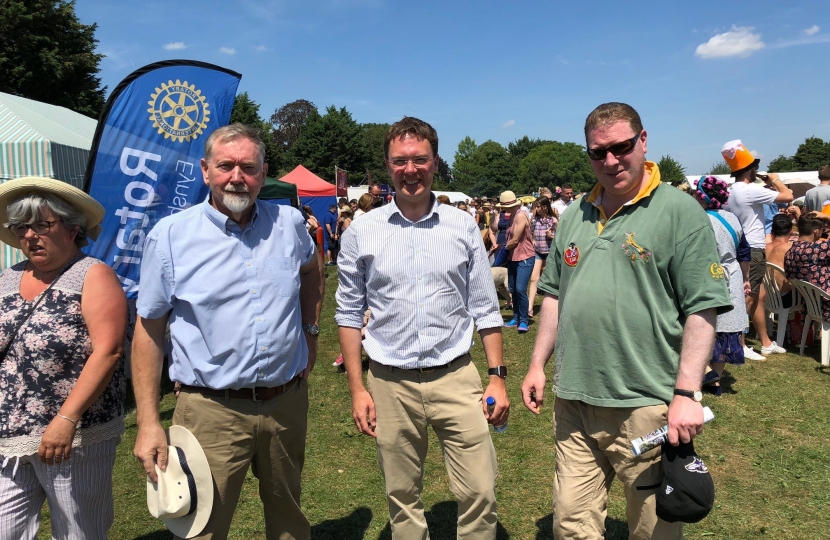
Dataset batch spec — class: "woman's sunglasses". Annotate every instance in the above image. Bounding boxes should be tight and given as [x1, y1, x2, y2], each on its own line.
[586, 132, 641, 161]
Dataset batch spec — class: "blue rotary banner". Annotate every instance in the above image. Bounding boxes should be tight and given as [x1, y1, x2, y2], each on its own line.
[83, 60, 241, 297]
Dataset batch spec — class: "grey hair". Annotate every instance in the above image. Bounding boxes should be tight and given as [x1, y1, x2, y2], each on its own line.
[204, 123, 266, 165]
[6, 192, 89, 247]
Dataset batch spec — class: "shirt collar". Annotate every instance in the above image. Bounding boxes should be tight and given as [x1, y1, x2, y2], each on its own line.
[202, 196, 260, 232]
[586, 160, 662, 209]
[387, 193, 439, 224]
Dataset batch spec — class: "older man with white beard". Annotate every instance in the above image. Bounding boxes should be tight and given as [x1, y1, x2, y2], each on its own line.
[132, 123, 323, 540]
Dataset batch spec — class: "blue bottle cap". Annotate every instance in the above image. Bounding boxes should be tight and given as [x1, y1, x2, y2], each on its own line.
[486, 396, 496, 406]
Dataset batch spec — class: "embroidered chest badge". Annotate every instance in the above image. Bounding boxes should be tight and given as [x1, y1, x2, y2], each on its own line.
[622, 232, 652, 262]
[563, 243, 580, 267]
[709, 263, 725, 279]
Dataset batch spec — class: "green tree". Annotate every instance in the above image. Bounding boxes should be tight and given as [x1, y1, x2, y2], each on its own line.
[451, 136, 479, 192]
[707, 161, 732, 175]
[516, 142, 595, 194]
[287, 105, 371, 182]
[0, 0, 106, 118]
[269, 99, 317, 153]
[792, 137, 830, 171]
[230, 92, 283, 175]
[508, 136, 554, 161]
[767, 155, 798, 173]
[657, 155, 687, 185]
[433, 156, 453, 191]
[454, 140, 516, 197]
[362, 122, 391, 185]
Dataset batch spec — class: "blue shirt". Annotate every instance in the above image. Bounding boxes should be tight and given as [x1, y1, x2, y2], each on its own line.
[334, 196, 502, 369]
[323, 210, 338, 238]
[137, 199, 316, 389]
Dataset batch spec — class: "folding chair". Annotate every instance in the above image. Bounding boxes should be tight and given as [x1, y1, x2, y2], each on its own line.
[788, 279, 830, 366]
[763, 262, 800, 347]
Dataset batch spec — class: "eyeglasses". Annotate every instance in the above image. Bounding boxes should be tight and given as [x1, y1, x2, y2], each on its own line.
[5, 220, 62, 237]
[586, 132, 641, 161]
[387, 157, 433, 169]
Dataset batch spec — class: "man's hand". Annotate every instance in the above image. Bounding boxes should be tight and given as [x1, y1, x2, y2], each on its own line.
[302, 334, 318, 379]
[521, 365, 547, 414]
[134, 423, 169, 483]
[351, 388, 377, 437]
[482, 378, 509, 426]
[39, 417, 77, 465]
[666, 395, 704, 445]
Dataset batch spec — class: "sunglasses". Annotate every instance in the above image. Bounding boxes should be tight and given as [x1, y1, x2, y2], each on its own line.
[586, 132, 641, 161]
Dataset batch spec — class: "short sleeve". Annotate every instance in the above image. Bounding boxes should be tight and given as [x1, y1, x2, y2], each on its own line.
[670, 225, 733, 317]
[537, 233, 562, 297]
[136, 230, 174, 319]
[747, 184, 779, 205]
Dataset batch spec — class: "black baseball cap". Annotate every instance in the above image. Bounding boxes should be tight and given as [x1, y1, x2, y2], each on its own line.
[656, 441, 715, 523]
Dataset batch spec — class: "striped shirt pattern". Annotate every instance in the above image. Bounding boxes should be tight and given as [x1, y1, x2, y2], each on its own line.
[533, 216, 556, 255]
[335, 197, 502, 368]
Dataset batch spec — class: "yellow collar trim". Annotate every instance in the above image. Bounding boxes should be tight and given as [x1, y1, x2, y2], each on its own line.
[586, 162, 661, 234]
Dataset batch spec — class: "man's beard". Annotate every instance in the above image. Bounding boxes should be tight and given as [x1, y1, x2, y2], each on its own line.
[220, 186, 251, 213]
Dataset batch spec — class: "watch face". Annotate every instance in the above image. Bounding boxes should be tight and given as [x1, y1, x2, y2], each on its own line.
[693, 390, 703, 402]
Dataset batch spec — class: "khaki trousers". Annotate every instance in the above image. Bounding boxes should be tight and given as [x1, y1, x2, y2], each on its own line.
[368, 356, 498, 539]
[552, 398, 683, 540]
[173, 381, 310, 540]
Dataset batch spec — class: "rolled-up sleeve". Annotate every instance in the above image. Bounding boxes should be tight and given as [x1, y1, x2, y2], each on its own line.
[466, 222, 502, 330]
[136, 230, 174, 319]
[334, 226, 366, 329]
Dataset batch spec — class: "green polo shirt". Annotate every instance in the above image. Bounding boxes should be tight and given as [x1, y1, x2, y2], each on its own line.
[538, 163, 732, 407]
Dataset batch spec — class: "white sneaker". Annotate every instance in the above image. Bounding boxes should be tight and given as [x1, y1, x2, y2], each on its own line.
[743, 346, 767, 361]
[760, 341, 787, 355]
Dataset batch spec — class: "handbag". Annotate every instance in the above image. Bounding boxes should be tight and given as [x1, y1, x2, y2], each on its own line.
[0, 257, 79, 361]
[492, 244, 509, 267]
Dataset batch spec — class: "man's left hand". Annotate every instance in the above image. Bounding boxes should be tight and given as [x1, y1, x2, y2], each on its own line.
[667, 395, 704, 445]
[302, 334, 318, 379]
[482, 378, 510, 427]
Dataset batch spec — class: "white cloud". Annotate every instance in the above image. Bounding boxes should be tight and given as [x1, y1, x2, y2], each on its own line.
[253, 45, 268, 52]
[220, 47, 236, 55]
[804, 25, 820, 36]
[695, 26, 765, 59]
[164, 42, 187, 50]
[502, 120, 515, 128]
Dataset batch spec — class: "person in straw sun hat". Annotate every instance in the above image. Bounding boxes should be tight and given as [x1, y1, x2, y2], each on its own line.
[494, 190, 536, 333]
[147, 426, 213, 539]
[0, 177, 127, 539]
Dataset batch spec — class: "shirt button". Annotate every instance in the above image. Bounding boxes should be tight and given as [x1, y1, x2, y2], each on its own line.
[419, 303, 423, 307]
[417, 276, 422, 281]
[257, 317, 263, 322]
[260, 346, 266, 351]
[252, 289, 258, 294]
[600, 219, 606, 224]
[247, 262, 252, 267]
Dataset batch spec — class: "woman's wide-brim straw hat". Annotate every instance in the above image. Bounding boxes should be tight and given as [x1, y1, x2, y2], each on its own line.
[496, 190, 522, 209]
[0, 177, 105, 248]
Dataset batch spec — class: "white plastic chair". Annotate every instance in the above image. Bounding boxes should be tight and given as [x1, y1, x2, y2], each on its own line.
[788, 279, 830, 366]
[764, 262, 801, 346]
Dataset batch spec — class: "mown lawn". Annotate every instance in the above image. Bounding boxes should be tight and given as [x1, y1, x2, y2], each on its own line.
[40, 269, 830, 539]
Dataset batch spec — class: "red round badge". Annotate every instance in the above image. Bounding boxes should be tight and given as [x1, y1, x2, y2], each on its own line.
[564, 243, 580, 267]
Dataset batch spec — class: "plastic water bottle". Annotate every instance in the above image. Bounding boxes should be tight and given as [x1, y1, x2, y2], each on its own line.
[486, 396, 508, 433]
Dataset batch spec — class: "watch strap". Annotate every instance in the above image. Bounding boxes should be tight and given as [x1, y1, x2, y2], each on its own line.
[488, 366, 507, 378]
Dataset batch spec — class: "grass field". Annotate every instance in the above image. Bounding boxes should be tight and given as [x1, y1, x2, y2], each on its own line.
[39, 269, 830, 539]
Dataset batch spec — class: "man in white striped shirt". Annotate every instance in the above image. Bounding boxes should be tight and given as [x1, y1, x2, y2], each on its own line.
[335, 117, 509, 539]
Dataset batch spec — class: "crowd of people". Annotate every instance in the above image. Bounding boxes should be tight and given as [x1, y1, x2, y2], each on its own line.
[1, 104, 827, 540]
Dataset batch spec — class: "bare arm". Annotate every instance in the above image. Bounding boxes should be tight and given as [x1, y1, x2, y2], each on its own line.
[505, 212, 528, 251]
[340, 326, 376, 437]
[667, 308, 716, 445]
[39, 264, 127, 465]
[521, 294, 558, 414]
[479, 327, 509, 426]
[764, 173, 794, 204]
[299, 246, 324, 378]
[132, 314, 170, 482]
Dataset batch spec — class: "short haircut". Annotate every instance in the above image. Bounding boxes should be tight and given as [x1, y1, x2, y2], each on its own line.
[584, 102, 643, 142]
[384, 117, 438, 159]
[436, 194, 451, 204]
[561, 184, 573, 191]
[819, 165, 830, 181]
[7, 192, 89, 247]
[797, 214, 824, 236]
[338, 197, 347, 205]
[771, 214, 793, 238]
[204, 123, 266, 165]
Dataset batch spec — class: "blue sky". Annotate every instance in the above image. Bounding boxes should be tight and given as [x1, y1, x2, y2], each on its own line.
[76, 0, 830, 175]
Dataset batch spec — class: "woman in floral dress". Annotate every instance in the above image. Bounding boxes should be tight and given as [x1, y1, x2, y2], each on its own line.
[0, 178, 126, 539]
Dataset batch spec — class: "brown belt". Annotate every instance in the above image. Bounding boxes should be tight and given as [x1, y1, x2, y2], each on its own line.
[179, 375, 301, 402]
[372, 353, 469, 373]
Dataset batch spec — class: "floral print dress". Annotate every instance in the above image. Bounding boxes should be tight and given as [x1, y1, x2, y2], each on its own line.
[784, 240, 830, 321]
[0, 254, 124, 459]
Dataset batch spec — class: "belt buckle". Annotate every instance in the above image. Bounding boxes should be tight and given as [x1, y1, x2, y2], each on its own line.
[418, 365, 437, 373]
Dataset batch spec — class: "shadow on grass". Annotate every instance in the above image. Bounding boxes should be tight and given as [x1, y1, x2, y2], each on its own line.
[312, 506, 372, 539]
[719, 369, 738, 395]
[534, 514, 628, 539]
[377, 501, 509, 539]
[132, 530, 173, 540]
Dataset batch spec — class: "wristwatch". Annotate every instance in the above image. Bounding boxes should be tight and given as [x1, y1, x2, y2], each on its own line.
[488, 366, 507, 379]
[302, 324, 320, 336]
[673, 388, 703, 402]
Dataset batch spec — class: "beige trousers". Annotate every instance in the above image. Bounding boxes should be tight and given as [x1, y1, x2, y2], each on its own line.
[368, 356, 499, 539]
[552, 398, 683, 540]
[173, 381, 310, 540]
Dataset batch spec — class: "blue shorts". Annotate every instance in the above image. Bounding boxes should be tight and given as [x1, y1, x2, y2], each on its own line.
[535, 251, 549, 262]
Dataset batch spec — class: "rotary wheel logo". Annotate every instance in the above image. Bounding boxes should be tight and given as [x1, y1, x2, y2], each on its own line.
[147, 80, 210, 143]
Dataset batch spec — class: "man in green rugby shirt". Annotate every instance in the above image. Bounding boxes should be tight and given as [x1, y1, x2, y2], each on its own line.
[521, 102, 731, 540]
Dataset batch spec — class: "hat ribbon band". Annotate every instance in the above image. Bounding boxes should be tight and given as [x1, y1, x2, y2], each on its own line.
[173, 446, 198, 516]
